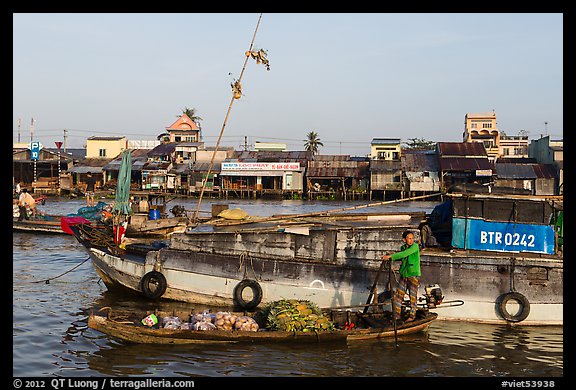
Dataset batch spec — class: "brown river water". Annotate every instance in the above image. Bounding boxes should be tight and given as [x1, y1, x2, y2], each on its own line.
[12, 197, 564, 380]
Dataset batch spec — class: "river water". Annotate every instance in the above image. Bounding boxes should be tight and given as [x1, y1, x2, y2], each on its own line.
[12, 197, 564, 379]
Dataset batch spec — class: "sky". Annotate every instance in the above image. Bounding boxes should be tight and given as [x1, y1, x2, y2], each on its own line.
[13, 13, 563, 156]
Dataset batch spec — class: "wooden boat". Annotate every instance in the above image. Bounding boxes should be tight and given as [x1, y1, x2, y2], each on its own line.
[87, 308, 437, 344]
[13, 216, 67, 234]
[67, 193, 563, 326]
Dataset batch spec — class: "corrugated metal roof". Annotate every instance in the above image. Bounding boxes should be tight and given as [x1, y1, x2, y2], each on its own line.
[307, 161, 369, 178]
[532, 164, 557, 179]
[231, 150, 311, 163]
[495, 163, 557, 179]
[189, 162, 221, 172]
[438, 142, 487, 156]
[371, 138, 401, 144]
[148, 143, 177, 156]
[401, 150, 439, 172]
[142, 161, 171, 171]
[314, 155, 350, 161]
[439, 157, 492, 171]
[495, 163, 537, 179]
[68, 166, 104, 174]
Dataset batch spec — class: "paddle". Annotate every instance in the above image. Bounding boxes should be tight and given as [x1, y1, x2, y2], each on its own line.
[388, 259, 399, 347]
[363, 258, 387, 314]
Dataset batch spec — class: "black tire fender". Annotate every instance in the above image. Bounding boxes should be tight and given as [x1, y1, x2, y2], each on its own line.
[233, 279, 263, 310]
[496, 292, 530, 322]
[140, 271, 167, 300]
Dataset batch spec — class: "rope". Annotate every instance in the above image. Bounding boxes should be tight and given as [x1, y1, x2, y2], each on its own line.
[31, 256, 91, 284]
[238, 252, 258, 280]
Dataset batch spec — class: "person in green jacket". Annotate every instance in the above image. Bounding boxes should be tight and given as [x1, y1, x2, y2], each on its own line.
[381, 230, 421, 322]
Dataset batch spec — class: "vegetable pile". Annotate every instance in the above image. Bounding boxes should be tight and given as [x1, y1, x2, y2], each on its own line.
[260, 299, 335, 332]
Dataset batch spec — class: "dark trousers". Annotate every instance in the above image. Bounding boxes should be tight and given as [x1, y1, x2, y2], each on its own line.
[18, 206, 29, 221]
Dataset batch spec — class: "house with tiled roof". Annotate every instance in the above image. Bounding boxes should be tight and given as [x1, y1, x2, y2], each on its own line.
[163, 113, 202, 143]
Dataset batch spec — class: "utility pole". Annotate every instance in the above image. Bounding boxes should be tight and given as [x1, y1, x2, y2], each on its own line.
[63, 129, 68, 152]
[545, 122, 548, 136]
[17, 118, 21, 143]
[30, 117, 35, 143]
[55, 141, 63, 195]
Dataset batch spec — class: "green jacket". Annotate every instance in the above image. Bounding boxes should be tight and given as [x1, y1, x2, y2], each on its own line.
[390, 243, 421, 277]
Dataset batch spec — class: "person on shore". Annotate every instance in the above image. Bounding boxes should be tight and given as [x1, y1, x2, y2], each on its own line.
[381, 230, 421, 323]
[17, 188, 37, 221]
[85, 172, 96, 207]
[14, 182, 21, 196]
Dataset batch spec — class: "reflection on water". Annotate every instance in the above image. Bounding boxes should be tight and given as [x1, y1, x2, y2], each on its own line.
[13, 198, 563, 377]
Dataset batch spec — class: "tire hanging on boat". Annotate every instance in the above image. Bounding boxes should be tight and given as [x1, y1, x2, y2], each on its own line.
[496, 292, 530, 322]
[233, 279, 263, 310]
[140, 271, 167, 300]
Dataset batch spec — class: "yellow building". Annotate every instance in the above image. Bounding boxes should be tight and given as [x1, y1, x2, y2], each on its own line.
[463, 112, 500, 161]
[370, 138, 401, 160]
[86, 136, 127, 159]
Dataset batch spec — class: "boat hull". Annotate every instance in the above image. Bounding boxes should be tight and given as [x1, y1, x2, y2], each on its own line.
[76, 207, 562, 326]
[13, 218, 67, 234]
[87, 243, 562, 325]
[87, 311, 436, 344]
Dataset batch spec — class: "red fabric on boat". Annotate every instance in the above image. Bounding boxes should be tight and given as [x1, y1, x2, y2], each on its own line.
[60, 216, 91, 235]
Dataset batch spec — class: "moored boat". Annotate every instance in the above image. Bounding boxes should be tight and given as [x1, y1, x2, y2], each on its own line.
[87, 305, 437, 345]
[67, 192, 563, 326]
[13, 216, 68, 234]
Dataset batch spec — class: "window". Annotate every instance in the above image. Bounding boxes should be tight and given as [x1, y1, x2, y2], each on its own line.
[482, 123, 493, 129]
[185, 136, 197, 142]
[99, 149, 106, 157]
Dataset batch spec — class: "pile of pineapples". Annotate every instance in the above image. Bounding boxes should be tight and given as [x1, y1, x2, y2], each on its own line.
[261, 299, 335, 332]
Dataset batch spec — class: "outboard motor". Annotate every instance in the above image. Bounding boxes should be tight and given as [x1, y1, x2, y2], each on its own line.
[423, 284, 444, 308]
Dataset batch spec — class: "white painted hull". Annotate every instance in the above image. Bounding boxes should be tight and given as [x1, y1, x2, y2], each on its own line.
[88, 244, 563, 326]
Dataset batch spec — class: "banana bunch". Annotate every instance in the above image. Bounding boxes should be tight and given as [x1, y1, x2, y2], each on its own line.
[261, 299, 335, 332]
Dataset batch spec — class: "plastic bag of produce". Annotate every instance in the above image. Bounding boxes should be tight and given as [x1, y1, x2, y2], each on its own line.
[193, 321, 217, 331]
[162, 316, 182, 329]
[214, 311, 238, 331]
[234, 315, 259, 331]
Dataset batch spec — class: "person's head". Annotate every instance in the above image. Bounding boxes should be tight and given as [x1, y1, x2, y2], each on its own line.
[22, 188, 28, 193]
[402, 230, 415, 245]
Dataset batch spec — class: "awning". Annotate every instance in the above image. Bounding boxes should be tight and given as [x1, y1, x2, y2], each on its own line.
[67, 166, 104, 174]
[219, 170, 284, 177]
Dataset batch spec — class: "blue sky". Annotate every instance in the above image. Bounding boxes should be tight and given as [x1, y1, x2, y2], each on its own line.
[13, 13, 563, 156]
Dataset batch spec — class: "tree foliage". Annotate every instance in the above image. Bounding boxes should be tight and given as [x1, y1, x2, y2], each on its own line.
[304, 131, 324, 155]
[403, 138, 436, 150]
[180, 107, 203, 128]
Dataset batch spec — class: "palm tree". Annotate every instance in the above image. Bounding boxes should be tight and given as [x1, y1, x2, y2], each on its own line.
[179, 107, 203, 129]
[304, 131, 324, 155]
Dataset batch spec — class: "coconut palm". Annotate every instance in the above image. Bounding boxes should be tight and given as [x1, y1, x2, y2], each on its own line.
[179, 107, 203, 129]
[304, 131, 324, 155]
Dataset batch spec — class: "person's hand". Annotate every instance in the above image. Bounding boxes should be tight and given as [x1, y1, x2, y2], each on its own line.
[381, 254, 391, 261]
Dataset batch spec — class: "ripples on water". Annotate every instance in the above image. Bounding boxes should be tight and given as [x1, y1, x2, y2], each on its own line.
[13, 198, 563, 378]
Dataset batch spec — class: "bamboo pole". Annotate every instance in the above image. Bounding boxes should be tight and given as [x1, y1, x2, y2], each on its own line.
[211, 192, 442, 227]
[191, 14, 264, 223]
